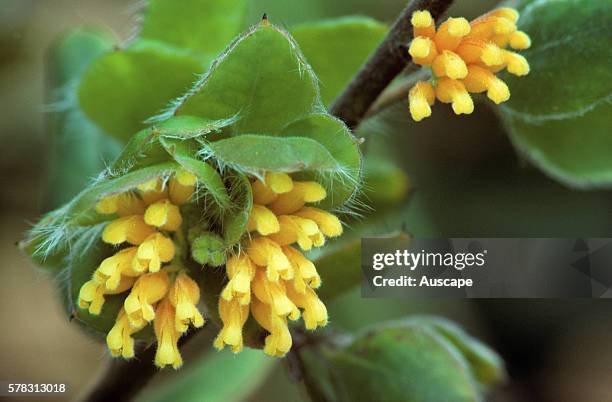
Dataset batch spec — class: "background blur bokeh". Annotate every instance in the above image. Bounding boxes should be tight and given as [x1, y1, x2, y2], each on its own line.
[1, 0, 612, 401]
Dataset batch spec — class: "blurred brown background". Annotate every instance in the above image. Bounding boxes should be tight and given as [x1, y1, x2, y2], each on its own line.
[2, 1, 612, 401]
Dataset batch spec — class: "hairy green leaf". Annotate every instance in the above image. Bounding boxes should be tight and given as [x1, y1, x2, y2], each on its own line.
[174, 22, 321, 134]
[323, 320, 486, 402]
[500, 0, 612, 187]
[292, 16, 387, 105]
[78, 47, 203, 140]
[206, 134, 340, 174]
[160, 137, 231, 209]
[404, 316, 506, 388]
[280, 114, 362, 208]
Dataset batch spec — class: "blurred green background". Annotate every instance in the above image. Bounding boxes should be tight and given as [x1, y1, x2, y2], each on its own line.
[1, 0, 612, 401]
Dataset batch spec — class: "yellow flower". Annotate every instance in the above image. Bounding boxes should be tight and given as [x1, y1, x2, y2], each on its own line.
[215, 173, 333, 357]
[136, 233, 175, 273]
[214, 298, 249, 353]
[77, 169, 204, 369]
[168, 272, 205, 332]
[169, 169, 197, 205]
[78, 275, 135, 315]
[102, 215, 155, 245]
[106, 308, 146, 359]
[154, 297, 183, 369]
[408, 7, 531, 121]
[221, 254, 256, 305]
[144, 199, 183, 231]
[251, 298, 292, 357]
[124, 270, 170, 327]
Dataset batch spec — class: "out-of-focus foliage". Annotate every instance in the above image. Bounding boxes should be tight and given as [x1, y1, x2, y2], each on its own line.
[301, 317, 504, 402]
[78, 0, 248, 140]
[500, 0, 612, 187]
[292, 17, 387, 106]
[137, 349, 276, 402]
[46, 28, 121, 209]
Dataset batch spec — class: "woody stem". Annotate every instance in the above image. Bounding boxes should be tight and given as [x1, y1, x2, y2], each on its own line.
[329, 0, 454, 129]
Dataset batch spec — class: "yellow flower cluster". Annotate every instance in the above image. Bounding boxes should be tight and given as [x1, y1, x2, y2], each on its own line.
[214, 172, 341, 357]
[77, 169, 204, 369]
[408, 7, 531, 121]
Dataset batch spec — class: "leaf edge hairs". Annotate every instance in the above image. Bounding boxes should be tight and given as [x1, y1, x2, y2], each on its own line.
[408, 7, 531, 122]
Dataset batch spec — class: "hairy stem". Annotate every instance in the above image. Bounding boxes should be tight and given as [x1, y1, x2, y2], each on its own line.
[330, 0, 455, 129]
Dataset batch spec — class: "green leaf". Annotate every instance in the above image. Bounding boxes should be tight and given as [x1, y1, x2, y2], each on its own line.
[499, 0, 612, 187]
[323, 320, 487, 402]
[136, 349, 275, 402]
[206, 134, 341, 174]
[504, 102, 612, 187]
[160, 137, 231, 209]
[46, 28, 121, 209]
[25, 162, 181, 265]
[314, 239, 360, 301]
[222, 172, 253, 247]
[404, 316, 506, 388]
[78, 47, 203, 140]
[292, 16, 387, 106]
[78, 0, 249, 141]
[63, 226, 126, 335]
[140, 0, 248, 58]
[280, 114, 362, 208]
[362, 155, 410, 208]
[174, 22, 321, 134]
[155, 115, 239, 139]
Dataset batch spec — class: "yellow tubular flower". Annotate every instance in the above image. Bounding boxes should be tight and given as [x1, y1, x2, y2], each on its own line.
[251, 298, 292, 357]
[252, 269, 300, 320]
[93, 248, 142, 290]
[407, 7, 531, 121]
[144, 199, 183, 231]
[168, 272, 205, 332]
[77, 170, 210, 369]
[268, 215, 321, 251]
[102, 215, 155, 246]
[409, 37, 438, 65]
[434, 17, 470, 51]
[283, 246, 321, 293]
[463, 65, 510, 104]
[408, 81, 436, 122]
[137, 233, 175, 273]
[221, 254, 256, 305]
[268, 181, 326, 215]
[286, 284, 328, 330]
[96, 193, 145, 216]
[124, 270, 170, 327]
[106, 308, 146, 358]
[247, 237, 293, 281]
[214, 298, 249, 353]
[247, 205, 280, 235]
[138, 178, 168, 205]
[215, 173, 334, 357]
[264, 172, 293, 194]
[436, 78, 474, 115]
[78, 275, 135, 315]
[411, 9, 435, 38]
[154, 297, 183, 369]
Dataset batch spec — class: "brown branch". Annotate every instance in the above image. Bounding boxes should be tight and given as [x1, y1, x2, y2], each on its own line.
[330, 0, 455, 129]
